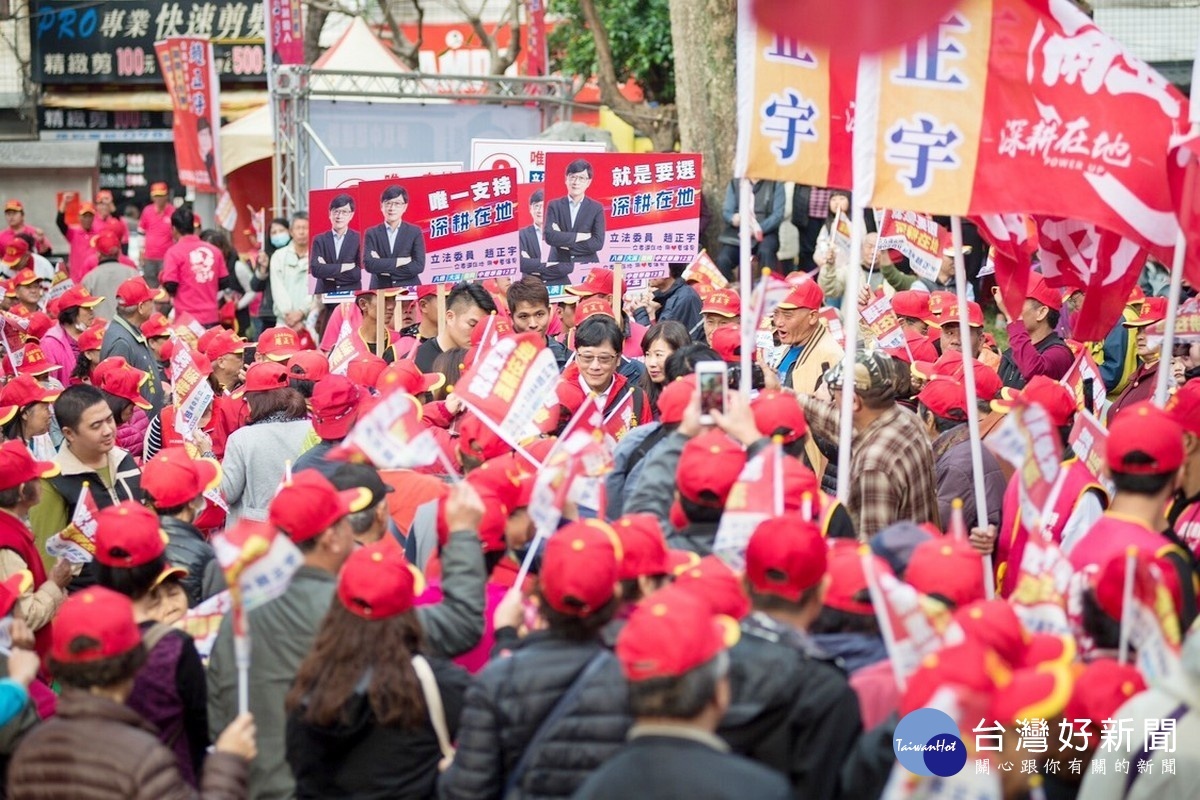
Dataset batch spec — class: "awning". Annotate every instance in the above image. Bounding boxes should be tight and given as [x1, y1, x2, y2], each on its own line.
[221, 103, 274, 175]
[41, 90, 269, 119]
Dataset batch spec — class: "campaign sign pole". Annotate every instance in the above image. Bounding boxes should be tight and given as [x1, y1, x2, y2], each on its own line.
[738, 179, 753, 400]
[834, 205, 863, 505]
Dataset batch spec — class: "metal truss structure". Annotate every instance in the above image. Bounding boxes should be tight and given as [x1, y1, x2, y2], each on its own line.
[271, 65, 575, 214]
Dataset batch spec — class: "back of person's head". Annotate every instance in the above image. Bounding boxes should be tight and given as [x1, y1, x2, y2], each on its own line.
[170, 206, 194, 236]
[574, 314, 623, 353]
[535, 520, 621, 639]
[1106, 403, 1184, 497]
[664, 343, 720, 381]
[447, 281, 496, 315]
[54, 384, 107, 431]
[245, 386, 308, 424]
[668, 262, 688, 280]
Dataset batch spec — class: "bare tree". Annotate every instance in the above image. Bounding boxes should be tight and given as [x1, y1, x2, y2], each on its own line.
[375, 0, 424, 69]
[450, 0, 521, 76]
[577, 0, 677, 152]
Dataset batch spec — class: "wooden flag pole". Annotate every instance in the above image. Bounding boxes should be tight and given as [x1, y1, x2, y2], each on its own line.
[613, 265, 623, 328]
[375, 292, 386, 357]
[437, 285, 447, 339]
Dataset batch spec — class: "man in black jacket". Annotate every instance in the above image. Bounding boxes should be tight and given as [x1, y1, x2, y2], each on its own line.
[719, 515, 863, 800]
[310, 192, 362, 294]
[544, 159, 605, 266]
[519, 190, 573, 286]
[438, 520, 632, 800]
[574, 586, 791, 800]
[139, 446, 220, 608]
[364, 184, 426, 288]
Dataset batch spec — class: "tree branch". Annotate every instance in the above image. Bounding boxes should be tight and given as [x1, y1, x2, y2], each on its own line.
[376, 0, 422, 68]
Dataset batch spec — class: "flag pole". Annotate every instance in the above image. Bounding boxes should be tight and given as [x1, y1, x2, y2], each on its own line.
[738, 178, 754, 399]
[1155, 227, 1187, 406]
[835, 205, 863, 505]
[1118, 546, 1138, 665]
[951, 216, 995, 598]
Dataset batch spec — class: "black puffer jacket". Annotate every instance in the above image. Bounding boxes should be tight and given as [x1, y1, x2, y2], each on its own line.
[437, 634, 631, 800]
[161, 516, 217, 608]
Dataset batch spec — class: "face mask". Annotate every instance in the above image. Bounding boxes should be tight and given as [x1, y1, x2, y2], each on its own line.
[270, 233, 291, 248]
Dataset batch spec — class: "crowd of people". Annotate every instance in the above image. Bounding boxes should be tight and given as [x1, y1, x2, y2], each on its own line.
[0, 186, 1195, 800]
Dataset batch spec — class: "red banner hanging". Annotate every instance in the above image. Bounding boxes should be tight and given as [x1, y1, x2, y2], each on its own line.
[155, 37, 223, 194]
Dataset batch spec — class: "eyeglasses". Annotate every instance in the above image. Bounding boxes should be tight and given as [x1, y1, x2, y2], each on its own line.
[566, 175, 592, 183]
[330, 208, 353, 217]
[577, 353, 616, 366]
[382, 200, 407, 209]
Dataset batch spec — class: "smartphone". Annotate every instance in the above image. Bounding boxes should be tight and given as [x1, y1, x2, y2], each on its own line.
[696, 360, 728, 426]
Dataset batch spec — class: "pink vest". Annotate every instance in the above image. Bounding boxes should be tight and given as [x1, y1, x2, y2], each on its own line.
[997, 458, 1107, 597]
[1067, 512, 1180, 572]
[1170, 496, 1200, 562]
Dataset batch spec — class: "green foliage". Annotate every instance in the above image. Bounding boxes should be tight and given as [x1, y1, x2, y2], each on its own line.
[547, 0, 675, 104]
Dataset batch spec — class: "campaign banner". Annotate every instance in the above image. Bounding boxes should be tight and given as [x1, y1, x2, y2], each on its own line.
[213, 520, 302, 611]
[542, 152, 702, 290]
[680, 250, 727, 288]
[1059, 346, 1107, 419]
[45, 483, 100, 564]
[355, 168, 520, 288]
[455, 333, 560, 449]
[179, 590, 232, 661]
[171, 335, 215, 440]
[471, 139, 608, 188]
[264, 0, 302, 66]
[986, 401, 1062, 537]
[859, 293, 906, 350]
[1148, 296, 1200, 343]
[713, 444, 785, 572]
[337, 390, 442, 470]
[1068, 409, 1109, 485]
[1009, 537, 1074, 637]
[155, 37, 222, 193]
[733, 0, 854, 189]
[308, 187, 364, 297]
[31, 0, 266, 85]
[323, 162, 463, 189]
[876, 210, 949, 284]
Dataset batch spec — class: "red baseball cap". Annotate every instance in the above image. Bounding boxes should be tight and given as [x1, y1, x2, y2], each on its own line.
[566, 268, 616, 297]
[616, 586, 738, 681]
[539, 519, 621, 617]
[96, 361, 153, 410]
[926, 291, 956, 319]
[4, 199, 23, 212]
[656, 375, 695, 425]
[0, 375, 60, 409]
[257, 326, 301, 362]
[231, 361, 289, 399]
[745, 515, 828, 602]
[1061, 659, 1146, 731]
[312, 376, 363, 440]
[15, 343, 58, 376]
[953, 599, 1028, 668]
[377, 360, 445, 396]
[457, 412, 512, 463]
[150, 182, 169, 197]
[987, 664, 1074, 725]
[890, 290, 937, 324]
[76, 322, 107, 353]
[25, 312, 53, 341]
[204, 330, 247, 363]
[574, 295, 614, 323]
[751, 389, 807, 443]
[1093, 548, 1182, 623]
[50, 586, 142, 665]
[701, 288, 740, 318]
[270, 470, 373, 543]
[337, 539, 425, 620]
[709, 325, 746, 364]
[991, 375, 1077, 427]
[900, 640, 1012, 717]
[775, 281, 824, 311]
[613, 513, 669, 580]
[92, 230, 121, 257]
[139, 313, 171, 339]
[142, 447, 222, 509]
[116, 276, 166, 306]
[11, 268, 38, 287]
[885, 329, 940, 366]
[57, 285, 103, 311]
[288, 350, 330, 382]
[1026, 274, 1063, 311]
[78, 202, 96, 216]
[672, 555, 751, 619]
[906, 537, 985, 607]
[1165, 378, 1200, 436]
[1106, 402, 1184, 475]
[676, 431, 746, 506]
[1123, 296, 1168, 328]
[0, 439, 59, 491]
[0, 239, 28, 268]
[415, 284, 439, 301]
[94, 501, 169, 567]
[823, 540, 891, 616]
[937, 299, 984, 328]
[346, 353, 388, 388]
[917, 377, 971, 422]
[0, 572, 33, 618]
[913, 353, 1003, 400]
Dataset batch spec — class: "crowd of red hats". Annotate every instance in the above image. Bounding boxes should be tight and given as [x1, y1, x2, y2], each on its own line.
[0, 190, 1197, 800]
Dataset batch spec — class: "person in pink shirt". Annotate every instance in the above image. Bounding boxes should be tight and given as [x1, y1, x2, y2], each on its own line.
[138, 182, 174, 288]
[160, 206, 230, 327]
[93, 190, 129, 250]
[0, 199, 51, 255]
[79, 230, 137, 279]
[55, 199, 99, 284]
[38, 285, 104, 379]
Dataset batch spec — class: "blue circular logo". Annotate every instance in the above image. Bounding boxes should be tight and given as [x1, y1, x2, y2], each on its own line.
[893, 708, 967, 777]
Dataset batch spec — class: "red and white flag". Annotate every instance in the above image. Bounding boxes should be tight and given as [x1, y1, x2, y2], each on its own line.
[454, 332, 561, 452]
[327, 316, 358, 376]
[335, 390, 441, 470]
[876, 210, 950, 284]
[45, 482, 101, 564]
[170, 335, 215, 441]
[712, 443, 786, 572]
[681, 250, 728, 288]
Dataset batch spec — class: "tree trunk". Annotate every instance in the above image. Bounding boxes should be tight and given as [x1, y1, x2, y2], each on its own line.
[669, 0, 736, 254]
[304, 3, 330, 65]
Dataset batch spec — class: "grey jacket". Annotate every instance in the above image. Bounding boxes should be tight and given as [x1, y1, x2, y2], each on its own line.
[99, 315, 166, 413]
[208, 529, 486, 800]
[621, 431, 689, 528]
[220, 419, 314, 525]
[605, 422, 665, 520]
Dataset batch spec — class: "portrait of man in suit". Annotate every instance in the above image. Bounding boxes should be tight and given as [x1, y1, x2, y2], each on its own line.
[544, 158, 606, 266]
[363, 184, 426, 289]
[519, 189, 573, 286]
[310, 192, 362, 294]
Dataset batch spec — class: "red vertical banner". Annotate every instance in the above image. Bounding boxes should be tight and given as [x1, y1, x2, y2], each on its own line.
[155, 37, 223, 194]
[526, 0, 547, 79]
[264, 0, 305, 67]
